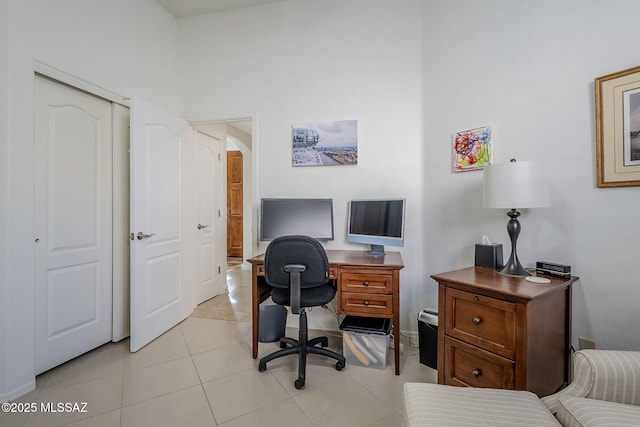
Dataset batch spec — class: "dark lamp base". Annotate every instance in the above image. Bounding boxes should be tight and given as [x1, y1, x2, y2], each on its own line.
[499, 257, 530, 276]
[500, 209, 531, 277]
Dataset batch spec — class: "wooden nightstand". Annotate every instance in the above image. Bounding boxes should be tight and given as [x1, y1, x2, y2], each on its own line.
[431, 266, 578, 397]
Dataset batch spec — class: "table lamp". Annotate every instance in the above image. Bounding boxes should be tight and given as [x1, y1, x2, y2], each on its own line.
[482, 159, 549, 276]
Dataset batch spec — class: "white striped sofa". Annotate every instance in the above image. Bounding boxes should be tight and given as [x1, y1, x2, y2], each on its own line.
[541, 350, 640, 427]
[403, 350, 640, 426]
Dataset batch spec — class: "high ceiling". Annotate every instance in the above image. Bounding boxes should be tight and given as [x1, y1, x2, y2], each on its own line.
[157, 0, 272, 136]
[156, 0, 285, 18]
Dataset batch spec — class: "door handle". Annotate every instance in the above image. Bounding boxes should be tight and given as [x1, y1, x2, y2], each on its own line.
[197, 224, 209, 230]
[136, 232, 156, 240]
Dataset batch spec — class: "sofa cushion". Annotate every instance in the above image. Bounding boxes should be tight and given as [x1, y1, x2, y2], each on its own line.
[556, 396, 640, 427]
[542, 350, 640, 414]
[403, 383, 560, 426]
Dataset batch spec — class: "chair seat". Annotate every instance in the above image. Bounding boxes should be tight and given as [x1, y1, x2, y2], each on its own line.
[403, 383, 561, 426]
[271, 284, 335, 308]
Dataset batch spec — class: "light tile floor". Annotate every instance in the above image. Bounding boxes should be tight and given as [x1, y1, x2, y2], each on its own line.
[1, 261, 436, 427]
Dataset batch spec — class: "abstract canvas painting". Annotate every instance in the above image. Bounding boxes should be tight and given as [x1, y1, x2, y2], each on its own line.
[453, 126, 493, 172]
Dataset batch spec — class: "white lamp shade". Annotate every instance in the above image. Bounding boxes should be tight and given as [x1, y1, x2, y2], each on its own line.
[482, 161, 550, 209]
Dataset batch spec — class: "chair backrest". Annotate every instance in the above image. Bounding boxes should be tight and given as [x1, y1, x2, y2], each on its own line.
[264, 235, 329, 290]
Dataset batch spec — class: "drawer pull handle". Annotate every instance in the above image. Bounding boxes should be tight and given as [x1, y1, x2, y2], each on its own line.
[472, 369, 481, 378]
[363, 281, 369, 287]
[472, 317, 482, 325]
[363, 300, 369, 306]
[474, 296, 480, 302]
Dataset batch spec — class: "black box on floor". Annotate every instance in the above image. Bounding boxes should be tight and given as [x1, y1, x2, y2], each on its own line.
[258, 304, 287, 343]
[417, 308, 438, 369]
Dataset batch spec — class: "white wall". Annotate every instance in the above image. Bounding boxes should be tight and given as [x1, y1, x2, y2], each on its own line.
[179, 0, 640, 351]
[423, 0, 640, 350]
[0, 0, 179, 402]
[0, 0, 11, 402]
[178, 0, 425, 331]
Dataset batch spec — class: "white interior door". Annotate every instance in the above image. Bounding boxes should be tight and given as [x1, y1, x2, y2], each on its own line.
[129, 97, 195, 352]
[112, 103, 131, 342]
[194, 131, 226, 304]
[34, 75, 113, 374]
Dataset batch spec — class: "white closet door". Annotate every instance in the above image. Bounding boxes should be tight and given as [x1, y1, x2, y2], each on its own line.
[194, 131, 226, 304]
[34, 76, 113, 374]
[129, 97, 195, 352]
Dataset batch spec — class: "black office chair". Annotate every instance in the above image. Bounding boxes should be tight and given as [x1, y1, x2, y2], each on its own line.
[258, 235, 345, 389]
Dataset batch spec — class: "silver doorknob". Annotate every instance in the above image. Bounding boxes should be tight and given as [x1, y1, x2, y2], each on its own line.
[197, 224, 209, 230]
[137, 232, 156, 240]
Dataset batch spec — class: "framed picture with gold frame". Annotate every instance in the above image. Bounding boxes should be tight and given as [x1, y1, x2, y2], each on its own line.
[595, 65, 640, 187]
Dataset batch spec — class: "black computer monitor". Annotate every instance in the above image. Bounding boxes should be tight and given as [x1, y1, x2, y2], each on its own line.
[346, 199, 405, 254]
[260, 198, 334, 241]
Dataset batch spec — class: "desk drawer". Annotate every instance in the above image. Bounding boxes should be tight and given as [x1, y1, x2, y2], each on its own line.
[445, 287, 516, 359]
[444, 336, 515, 389]
[340, 292, 392, 316]
[340, 270, 393, 294]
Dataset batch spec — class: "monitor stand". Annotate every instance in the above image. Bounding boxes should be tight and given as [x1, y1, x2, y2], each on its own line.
[369, 244, 385, 256]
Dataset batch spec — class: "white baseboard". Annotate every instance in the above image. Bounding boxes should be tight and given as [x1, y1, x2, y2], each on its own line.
[403, 330, 419, 345]
[1, 380, 35, 403]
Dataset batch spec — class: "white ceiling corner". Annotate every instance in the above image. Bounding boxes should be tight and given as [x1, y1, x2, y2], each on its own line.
[157, 0, 285, 18]
[228, 121, 252, 135]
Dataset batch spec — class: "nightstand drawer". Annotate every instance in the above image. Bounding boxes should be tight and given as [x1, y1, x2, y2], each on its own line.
[445, 287, 516, 359]
[340, 292, 393, 316]
[444, 336, 515, 389]
[340, 270, 393, 294]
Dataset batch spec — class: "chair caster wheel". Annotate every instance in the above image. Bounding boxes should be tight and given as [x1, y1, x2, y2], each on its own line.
[294, 379, 305, 389]
[335, 361, 345, 371]
[258, 361, 267, 372]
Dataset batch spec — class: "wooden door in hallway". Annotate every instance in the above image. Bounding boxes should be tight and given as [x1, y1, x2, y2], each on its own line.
[227, 151, 243, 257]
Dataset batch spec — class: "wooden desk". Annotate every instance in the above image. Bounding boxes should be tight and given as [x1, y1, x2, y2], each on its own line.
[248, 250, 404, 374]
[431, 266, 578, 396]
